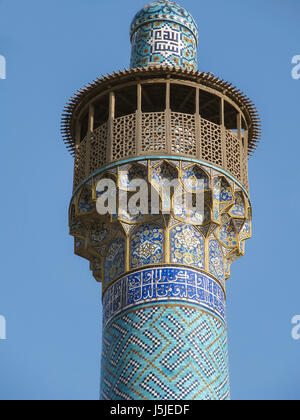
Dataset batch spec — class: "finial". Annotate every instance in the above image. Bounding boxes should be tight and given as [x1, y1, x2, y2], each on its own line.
[130, 1, 198, 71]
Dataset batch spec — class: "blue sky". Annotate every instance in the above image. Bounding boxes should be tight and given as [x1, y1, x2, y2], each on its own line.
[0, 0, 299, 400]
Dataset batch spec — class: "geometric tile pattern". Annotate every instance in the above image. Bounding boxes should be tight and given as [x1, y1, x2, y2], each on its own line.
[101, 304, 230, 400]
[130, 1, 198, 70]
[130, 1, 199, 40]
[103, 267, 226, 327]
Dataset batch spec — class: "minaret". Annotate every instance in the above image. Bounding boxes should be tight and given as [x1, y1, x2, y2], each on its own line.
[62, 0, 260, 401]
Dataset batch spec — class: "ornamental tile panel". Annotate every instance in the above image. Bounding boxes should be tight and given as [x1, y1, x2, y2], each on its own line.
[103, 267, 226, 327]
[170, 224, 204, 269]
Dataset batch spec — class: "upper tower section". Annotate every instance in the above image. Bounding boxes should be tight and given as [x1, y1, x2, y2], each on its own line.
[130, 0, 198, 70]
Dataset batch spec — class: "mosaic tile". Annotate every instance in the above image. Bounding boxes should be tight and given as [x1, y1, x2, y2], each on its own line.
[103, 266, 226, 326]
[119, 164, 148, 190]
[78, 186, 94, 213]
[90, 226, 110, 244]
[230, 191, 246, 217]
[209, 239, 225, 287]
[75, 237, 83, 249]
[130, 1, 198, 70]
[104, 237, 125, 286]
[182, 165, 210, 192]
[101, 304, 229, 400]
[170, 224, 204, 269]
[240, 218, 251, 239]
[219, 220, 237, 247]
[131, 224, 164, 268]
[213, 177, 233, 203]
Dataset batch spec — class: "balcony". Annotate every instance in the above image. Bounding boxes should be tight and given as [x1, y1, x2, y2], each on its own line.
[74, 111, 249, 191]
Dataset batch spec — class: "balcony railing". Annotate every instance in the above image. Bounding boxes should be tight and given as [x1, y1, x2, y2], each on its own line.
[74, 111, 249, 191]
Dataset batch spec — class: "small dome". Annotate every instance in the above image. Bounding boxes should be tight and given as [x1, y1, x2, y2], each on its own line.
[130, 0, 198, 44]
[130, 1, 198, 71]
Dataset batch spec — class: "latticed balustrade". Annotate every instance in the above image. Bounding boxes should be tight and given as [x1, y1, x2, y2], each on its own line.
[74, 111, 248, 190]
[64, 69, 261, 193]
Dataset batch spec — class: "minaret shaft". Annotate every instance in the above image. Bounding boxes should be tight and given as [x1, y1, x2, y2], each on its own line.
[62, 0, 260, 401]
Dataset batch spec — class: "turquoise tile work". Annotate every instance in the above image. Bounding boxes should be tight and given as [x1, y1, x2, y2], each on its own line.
[130, 1, 198, 70]
[101, 302, 229, 400]
[101, 266, 229, 400]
